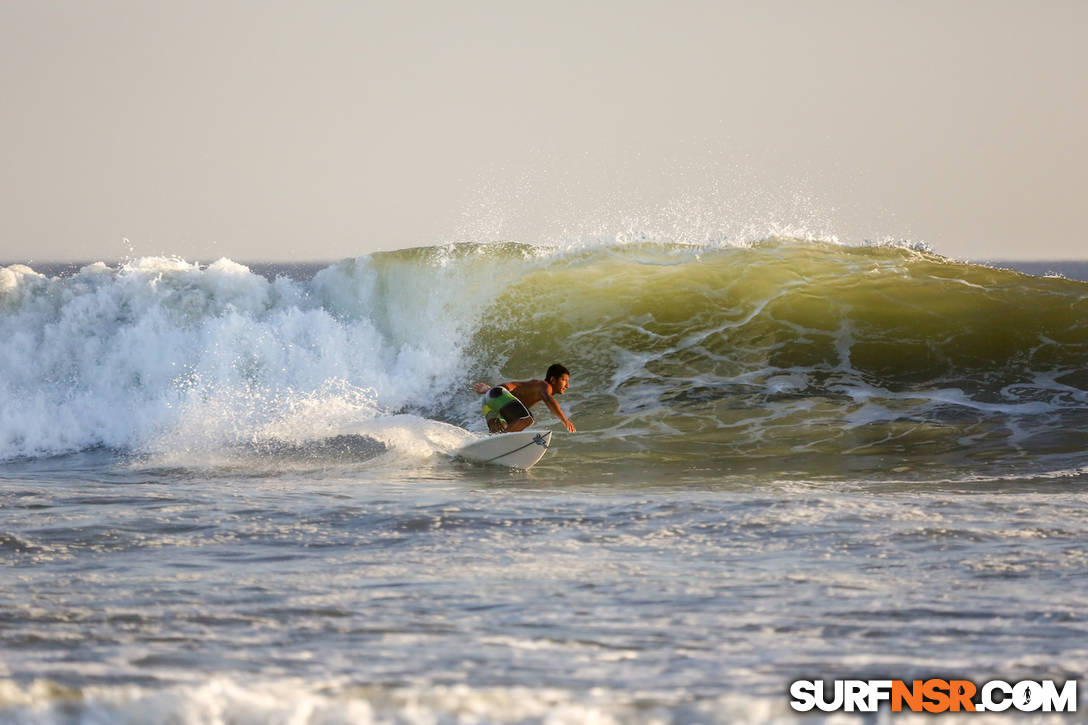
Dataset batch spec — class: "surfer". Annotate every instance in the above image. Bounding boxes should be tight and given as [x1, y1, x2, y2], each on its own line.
[472, 363, 577, 434]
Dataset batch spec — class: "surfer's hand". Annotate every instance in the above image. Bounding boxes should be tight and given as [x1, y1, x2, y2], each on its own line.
[563, 419, 576, 433]
[472, 382, 490, 394]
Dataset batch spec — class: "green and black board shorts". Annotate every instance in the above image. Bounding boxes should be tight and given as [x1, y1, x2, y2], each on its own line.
[482, 386, 533, 425]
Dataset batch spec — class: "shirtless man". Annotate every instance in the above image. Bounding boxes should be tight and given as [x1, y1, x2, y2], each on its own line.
[472, 363, 576, 434]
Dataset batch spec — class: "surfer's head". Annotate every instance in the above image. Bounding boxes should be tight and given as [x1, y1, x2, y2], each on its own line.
[546, 363, 571, 395]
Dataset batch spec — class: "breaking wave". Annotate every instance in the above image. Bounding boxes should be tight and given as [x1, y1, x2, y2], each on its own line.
[2, 240, 1086, 479]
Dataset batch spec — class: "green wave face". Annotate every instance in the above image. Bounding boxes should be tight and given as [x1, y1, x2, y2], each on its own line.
[468, 240, 1088, 479]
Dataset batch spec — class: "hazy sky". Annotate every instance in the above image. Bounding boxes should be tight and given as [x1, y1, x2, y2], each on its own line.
[1, 0, 1085, 262]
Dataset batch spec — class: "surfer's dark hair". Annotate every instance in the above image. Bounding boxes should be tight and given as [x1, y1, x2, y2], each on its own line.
[545, 363, 570, 381]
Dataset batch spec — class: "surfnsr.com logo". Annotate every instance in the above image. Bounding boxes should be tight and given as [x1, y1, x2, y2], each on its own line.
[789, 679, 1078, 713]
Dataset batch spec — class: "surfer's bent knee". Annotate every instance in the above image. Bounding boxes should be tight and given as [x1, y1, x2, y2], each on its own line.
[482, 386, 534, 434]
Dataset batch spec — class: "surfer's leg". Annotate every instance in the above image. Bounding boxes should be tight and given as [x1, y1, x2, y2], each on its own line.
[483, 386, 514, 434]
[483, 388, 533, 434]
[499, 399, 534, 433]
[505, 416, 534, 433]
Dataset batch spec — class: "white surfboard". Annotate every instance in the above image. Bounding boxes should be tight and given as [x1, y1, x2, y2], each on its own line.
[454, 430, 553, 470]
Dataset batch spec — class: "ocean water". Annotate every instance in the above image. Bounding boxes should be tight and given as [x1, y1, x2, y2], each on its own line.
[1, 239, 1086, 724]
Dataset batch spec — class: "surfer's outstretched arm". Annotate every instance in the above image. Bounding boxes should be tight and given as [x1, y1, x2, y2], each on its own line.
[542, 390, 576, 432]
